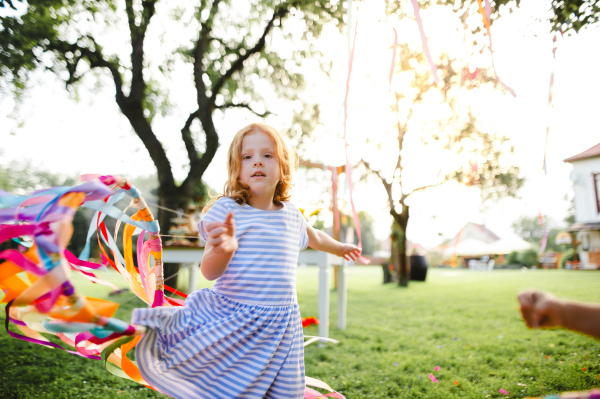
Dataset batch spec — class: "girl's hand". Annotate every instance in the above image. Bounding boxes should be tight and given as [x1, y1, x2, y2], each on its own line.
[205, 212, 238, 254]
[517, 290, 564, 329]
[337, 244, 362, 261]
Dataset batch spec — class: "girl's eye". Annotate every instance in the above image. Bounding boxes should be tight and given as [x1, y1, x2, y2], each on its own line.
[242, 155, 251, 160]
[264, 154, 273, 158]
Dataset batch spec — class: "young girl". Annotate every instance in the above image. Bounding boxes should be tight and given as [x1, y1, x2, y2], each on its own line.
[132, 123, 361, 399]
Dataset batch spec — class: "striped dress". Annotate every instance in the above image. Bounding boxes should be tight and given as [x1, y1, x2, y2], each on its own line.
[132, 197, 309, 399]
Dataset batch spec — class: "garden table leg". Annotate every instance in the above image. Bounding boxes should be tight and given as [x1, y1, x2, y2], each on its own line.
[337, 260, 347, 330]
[318, 263, 330, 346]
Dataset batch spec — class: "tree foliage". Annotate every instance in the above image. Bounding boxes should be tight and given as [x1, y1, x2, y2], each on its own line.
[0, 0, 345, 210]
[511, 215, 566, 252]
[385, 0, 598, 35]
[358, 6, 524, 285]
[1, 0, 347, 283]
[551, 0, 600, 33]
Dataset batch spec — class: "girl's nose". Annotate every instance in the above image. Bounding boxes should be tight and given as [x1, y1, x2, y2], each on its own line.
[254, 159, 263, 167]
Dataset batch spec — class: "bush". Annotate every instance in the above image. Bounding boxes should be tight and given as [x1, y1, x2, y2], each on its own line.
[519, 248, 539, 267]
[505, 251, 520, 265]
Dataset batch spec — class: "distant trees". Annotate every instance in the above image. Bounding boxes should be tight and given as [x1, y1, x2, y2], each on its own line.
[511, 215, 567, 253]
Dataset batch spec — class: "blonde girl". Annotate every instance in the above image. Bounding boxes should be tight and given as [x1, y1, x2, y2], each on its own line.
[132, 123, 361, 399]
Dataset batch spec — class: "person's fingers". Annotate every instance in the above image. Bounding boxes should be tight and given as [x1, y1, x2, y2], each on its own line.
[517, 291, 537, 328]
[213, 239, 236, 254]
[518, 290, 535, 307]
[205, 221, 221, 232]
[224, 211, 235, 226]
[208, 236, 223, 246]
[208, 226, 227, 238]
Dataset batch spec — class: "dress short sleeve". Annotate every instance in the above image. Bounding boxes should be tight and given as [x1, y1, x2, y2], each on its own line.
[198, 197, 232, 241]
[293, 204, 309, 250]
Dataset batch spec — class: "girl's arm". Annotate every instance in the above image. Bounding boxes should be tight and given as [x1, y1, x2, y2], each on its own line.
[307, 225, 361, 261]
[518, 290, 600, 339]
[201, 212, 238, 281]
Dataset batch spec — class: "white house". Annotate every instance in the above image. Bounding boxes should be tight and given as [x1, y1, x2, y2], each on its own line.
[564, 143, 600, 269]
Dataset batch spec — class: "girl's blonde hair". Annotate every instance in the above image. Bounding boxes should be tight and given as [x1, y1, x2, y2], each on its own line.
[203, 123, 297, 213]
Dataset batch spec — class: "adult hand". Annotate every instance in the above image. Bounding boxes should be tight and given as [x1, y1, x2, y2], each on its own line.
[518, 290, 564, 329]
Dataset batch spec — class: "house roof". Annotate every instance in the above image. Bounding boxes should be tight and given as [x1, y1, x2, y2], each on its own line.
[445, 222, 501, 245]
[563, 143, 600, 163]
[568, 222, 600, 232]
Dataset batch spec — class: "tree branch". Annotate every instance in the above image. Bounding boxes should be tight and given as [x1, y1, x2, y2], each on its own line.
[193, 0, 223, 99]
[47, 38, 126, 104]
[360, 158, 395, 212]
[126, 0, 158, 104]
[181, 109, 201, 165]
[214, 102, 272, 117]
[209, 1, 296, 104]
[0, 0, 19, 10]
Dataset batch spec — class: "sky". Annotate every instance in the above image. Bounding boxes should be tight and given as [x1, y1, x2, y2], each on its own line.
[1, 1, 599, 249]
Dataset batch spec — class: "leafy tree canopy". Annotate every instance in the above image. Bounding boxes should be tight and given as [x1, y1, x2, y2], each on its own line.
[511, 215, 567, 252]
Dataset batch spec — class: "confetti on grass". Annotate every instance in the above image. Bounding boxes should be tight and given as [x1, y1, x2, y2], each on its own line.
[582, 367, 588, 371]
[434, 366, 440, 371]
[454, 380, 459, 386]
[499, 389, 509, 395]
[428, 374, 438, 383]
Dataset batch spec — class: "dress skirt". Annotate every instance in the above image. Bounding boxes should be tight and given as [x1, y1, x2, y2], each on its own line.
[132, 289, 305, 399]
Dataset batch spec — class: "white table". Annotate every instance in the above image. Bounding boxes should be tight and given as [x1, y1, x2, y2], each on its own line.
[162, 248, 348, 341]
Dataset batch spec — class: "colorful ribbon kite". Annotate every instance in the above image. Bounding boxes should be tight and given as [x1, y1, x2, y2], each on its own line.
[0, 175, 346, 398]
[0, 175, 180, 389]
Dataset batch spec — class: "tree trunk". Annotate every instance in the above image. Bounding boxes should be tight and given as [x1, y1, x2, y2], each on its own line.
[398, 202, 409, 287]
[158, 184, 190, 291]
[392, 201, 410, 287]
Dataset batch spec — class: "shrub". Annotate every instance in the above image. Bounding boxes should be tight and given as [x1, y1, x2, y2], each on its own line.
[519, 248, 539, 267]
[505, 251, 520, 265]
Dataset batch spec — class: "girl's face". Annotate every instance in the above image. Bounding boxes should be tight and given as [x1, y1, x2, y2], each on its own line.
[239, 130, 281, 200]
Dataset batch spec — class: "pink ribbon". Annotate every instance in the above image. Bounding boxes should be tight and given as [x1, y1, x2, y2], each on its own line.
[0, 248, 45, 276]
[342, 20, 370, 264]
[389, 28, 398, 90]
[329, 167, 340, 234]
[410, 0, 439, 85]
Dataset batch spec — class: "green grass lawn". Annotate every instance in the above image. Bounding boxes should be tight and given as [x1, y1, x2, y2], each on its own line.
[2, 267, 600, 398]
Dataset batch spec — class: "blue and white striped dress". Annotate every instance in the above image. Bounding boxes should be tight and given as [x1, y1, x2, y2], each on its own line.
[132, 197, 309, 399]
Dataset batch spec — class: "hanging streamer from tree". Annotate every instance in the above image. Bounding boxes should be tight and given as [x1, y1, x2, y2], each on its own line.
[341, 18, 370, 265]
[539, 33, 560, 254]
[476, 0, 517, 97]
[410, 0, 440, 85]
[389, 28, 399, 90]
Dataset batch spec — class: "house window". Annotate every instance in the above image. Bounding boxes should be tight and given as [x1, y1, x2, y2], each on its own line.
[595, 173, 600, 214]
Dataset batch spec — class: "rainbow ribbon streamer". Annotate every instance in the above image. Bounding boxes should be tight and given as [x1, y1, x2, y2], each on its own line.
[0, 175, 184, 390]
